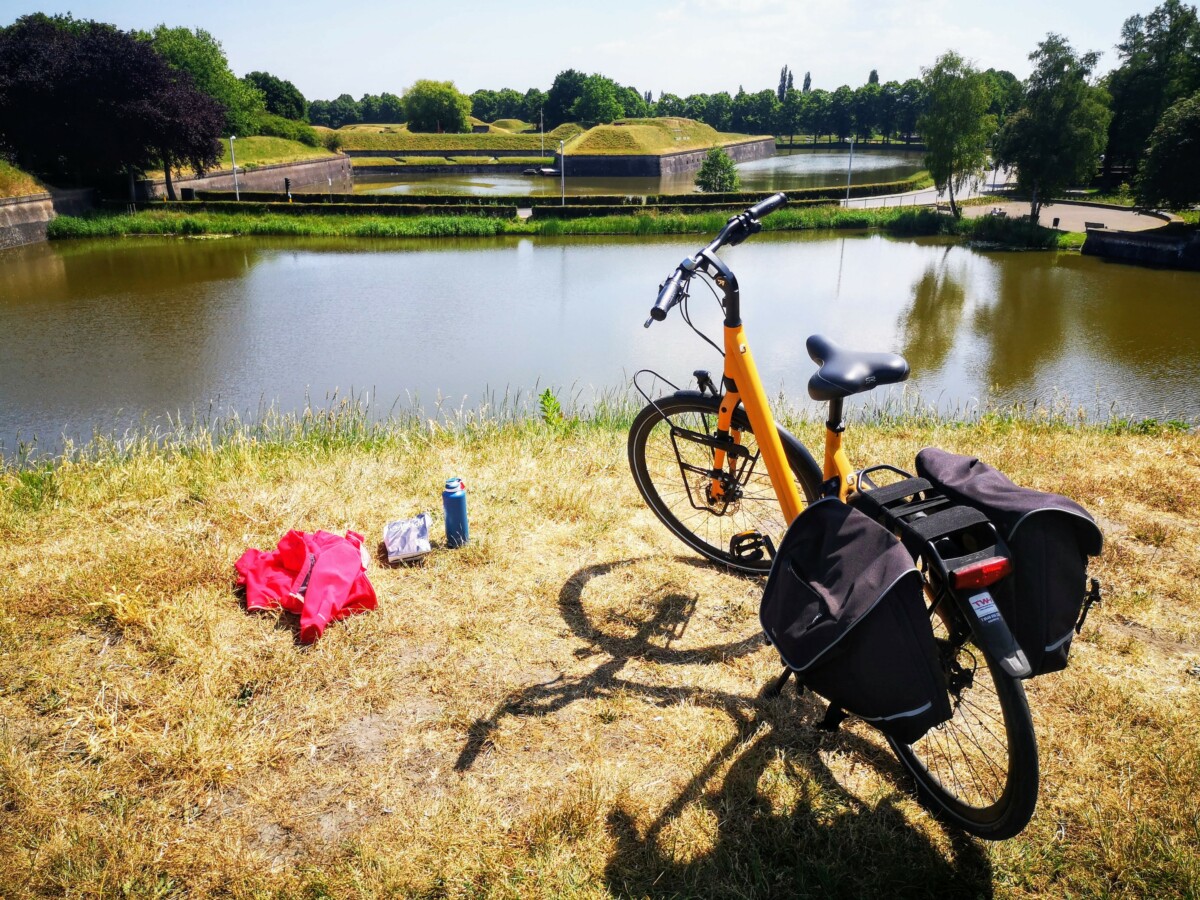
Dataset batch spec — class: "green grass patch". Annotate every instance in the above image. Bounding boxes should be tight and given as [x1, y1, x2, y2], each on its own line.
[491, 119, 532, 132]
[338, 131, 547, 152]
[567, 117, 767, 156]
[47, 202, 1077, 249]
[349, 157, 399, 167]
[47, 209, 526, 239]
[1178, 210, 1199, 224]
[0, 160, 46, 198]
[220, 136, 337, 170]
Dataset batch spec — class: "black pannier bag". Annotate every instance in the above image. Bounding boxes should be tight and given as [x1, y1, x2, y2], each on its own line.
[760, 498, 952, 744]
[916, 448, 1104, 676]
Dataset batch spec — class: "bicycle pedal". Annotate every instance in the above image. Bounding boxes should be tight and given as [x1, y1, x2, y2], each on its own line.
[730, 530, 776, 563]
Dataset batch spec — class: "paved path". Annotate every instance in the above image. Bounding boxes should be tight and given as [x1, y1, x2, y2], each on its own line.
[840, 170, 1169, 233]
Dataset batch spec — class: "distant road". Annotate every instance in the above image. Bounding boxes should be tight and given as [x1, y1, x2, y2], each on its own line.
[841, 169, 1168, 233]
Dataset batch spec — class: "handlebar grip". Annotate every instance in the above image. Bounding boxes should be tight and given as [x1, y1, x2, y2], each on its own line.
[647, 269, 685, 326]
[746, 192, 788, 219]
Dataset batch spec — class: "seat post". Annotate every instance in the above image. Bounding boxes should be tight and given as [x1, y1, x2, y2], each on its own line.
[822, 397, 852, 498]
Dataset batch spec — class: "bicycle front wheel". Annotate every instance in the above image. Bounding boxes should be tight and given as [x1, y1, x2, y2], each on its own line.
[628, 394, 820, 575]
[886, 609, 1039, 840]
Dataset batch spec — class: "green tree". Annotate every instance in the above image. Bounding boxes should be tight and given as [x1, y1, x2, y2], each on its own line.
[244, 71, 306, 121]
[982, 69, 1023, 124]
[1135, 91, 1200, 207]
[328, 93, 362, 128]
[853, 82, 882, 140]
[619, 86, 651, 119]
[995, 35, 1112, 222]
[521, 88, 548, 124]
[546, 69, 586, 127]
[868, 68, 880, 85]
[656, 92, 687, 116]
[802, 88, 831, 140]
[573, 75, 624, 124]
[703, 92, 733, 130]
[780, 88, 805, 144]
[469, 89, 498, 122]
[403, 80, 471, 133]
[918, 51, 994, 217]
[878, 80, 902, 142]
[803, 71, 812, 93]
[695, 147, 740, 192]
[829, 85, 854, 141]
[1104, 1, 1200, 177]
[897, 78, 925, 144]
[0, 14, 222, 197]
[145, 25, 265, 135]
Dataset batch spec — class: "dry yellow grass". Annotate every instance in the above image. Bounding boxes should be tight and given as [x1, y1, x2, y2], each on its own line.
[0, 411, 1197, 897]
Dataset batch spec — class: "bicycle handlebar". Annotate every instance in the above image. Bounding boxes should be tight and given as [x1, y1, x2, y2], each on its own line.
[643, 193, 788, 328]
[646, 269, 686, 326]
[745, 192, 788, 220]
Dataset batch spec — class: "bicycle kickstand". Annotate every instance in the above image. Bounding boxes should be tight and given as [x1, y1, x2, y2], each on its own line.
[763, 666, 795, 699]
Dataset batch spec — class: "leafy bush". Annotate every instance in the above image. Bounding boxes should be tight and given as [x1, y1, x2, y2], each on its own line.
[695, 148, 740, 192]
[255, 113, 320, 147]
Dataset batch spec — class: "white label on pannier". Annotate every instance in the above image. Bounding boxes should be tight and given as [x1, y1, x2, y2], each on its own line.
[969, 591, 1002, 623]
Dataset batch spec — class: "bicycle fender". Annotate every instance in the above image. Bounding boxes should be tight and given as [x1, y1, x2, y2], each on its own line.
[954, 588, 1033, 678]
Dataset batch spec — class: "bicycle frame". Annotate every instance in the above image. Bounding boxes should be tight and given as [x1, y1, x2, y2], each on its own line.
[702, 251, 851, 525]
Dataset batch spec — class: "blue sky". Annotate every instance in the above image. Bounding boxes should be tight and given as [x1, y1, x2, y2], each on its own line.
[0, 0, 1162, 101]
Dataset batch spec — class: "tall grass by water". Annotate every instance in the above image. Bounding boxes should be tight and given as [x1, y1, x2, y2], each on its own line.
[48, 205, 1080, 247]
[0, 398, 1197, 897]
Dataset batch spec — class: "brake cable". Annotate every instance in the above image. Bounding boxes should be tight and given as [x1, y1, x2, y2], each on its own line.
[680, 271, 725, 358]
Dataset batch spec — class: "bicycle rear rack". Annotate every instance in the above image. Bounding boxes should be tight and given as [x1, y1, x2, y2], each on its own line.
[850, 466, 1032, 678]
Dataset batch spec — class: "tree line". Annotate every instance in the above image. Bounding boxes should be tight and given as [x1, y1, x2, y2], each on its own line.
[2, 5, 1197, 210]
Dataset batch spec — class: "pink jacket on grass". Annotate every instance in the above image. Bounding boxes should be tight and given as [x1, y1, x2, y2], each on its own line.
[235, 530, 376, 644]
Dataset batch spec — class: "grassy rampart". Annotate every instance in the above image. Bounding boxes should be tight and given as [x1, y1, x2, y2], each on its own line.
[219, 136, 338, 170]
[566, 118, 768, 156]
[0, 160, 46, 199]
[0, 403, 1196, 897]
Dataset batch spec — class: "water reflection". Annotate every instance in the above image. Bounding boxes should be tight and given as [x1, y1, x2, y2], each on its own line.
[899, 247, 967, 375]
[354, 148, 926, 198]
[1, 232, 1198, 455]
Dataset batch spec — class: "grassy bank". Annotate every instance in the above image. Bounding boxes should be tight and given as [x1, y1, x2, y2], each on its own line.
[218, 136, 338, 170]
[1, 406, 1197, 898]
[0, 160, 46, 198]
[568, 118, 768, 156]
[47, 206, 1079, 247]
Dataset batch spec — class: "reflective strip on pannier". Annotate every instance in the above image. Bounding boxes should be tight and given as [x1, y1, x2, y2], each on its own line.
[916, 448, 1103, 676]
[760, 498, 952, 744]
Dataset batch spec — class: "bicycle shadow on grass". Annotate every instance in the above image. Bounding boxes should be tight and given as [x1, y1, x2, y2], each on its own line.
[455, 557, 766, 772]
[453, 558, 993, 897]
[602, 689, 992, 899]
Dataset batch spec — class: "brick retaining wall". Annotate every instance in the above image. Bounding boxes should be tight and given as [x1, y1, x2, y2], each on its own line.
[559, 138, 775, 177]
[137, 155, 353, 200]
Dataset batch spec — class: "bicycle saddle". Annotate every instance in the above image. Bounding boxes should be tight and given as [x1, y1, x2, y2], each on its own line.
[806, 334, 910, 401]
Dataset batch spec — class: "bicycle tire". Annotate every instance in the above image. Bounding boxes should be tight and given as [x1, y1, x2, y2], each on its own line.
[628, 394, 821, 575]
[886, 604, 1039, 840]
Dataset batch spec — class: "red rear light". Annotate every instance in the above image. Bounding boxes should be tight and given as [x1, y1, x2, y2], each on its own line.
[952, 556, 1013, 590]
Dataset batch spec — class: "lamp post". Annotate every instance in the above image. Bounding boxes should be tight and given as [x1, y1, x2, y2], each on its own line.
[559, 140, 565, 206]
[229, 135, 239, 201]
[844, 136, 856, 205]
[540, 110, 544, 156]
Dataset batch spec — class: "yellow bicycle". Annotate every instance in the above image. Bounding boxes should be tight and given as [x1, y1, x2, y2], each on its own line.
[629, 194, 1040, 839]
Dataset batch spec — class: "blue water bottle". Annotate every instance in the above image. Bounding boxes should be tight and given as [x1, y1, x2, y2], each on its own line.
[442, 477, 469, 548]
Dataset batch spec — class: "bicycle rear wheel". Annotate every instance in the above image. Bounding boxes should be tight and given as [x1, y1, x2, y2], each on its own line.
[628, 394, 820, 575]
[886, 594, 1039, 840]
